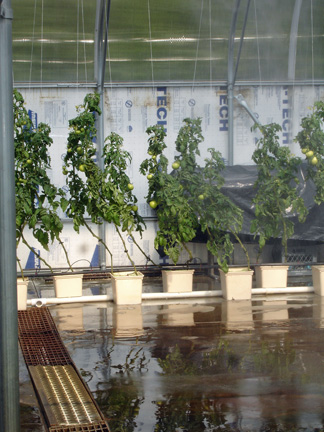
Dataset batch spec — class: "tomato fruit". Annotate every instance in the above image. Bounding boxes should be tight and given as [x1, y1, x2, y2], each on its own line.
[127, 183, 134, 190]
[79, 164, 86, 172]
[306, 150, 314, 158]
[311, 156, 318, 165]
[132, 205, 138, 212]
[198, 194, 204, 200]
[26, 159, 32, 165]
[172, 162, 180, 170]
[301, 148, 308, 154]
[147, 174, 153, 180]
[149, 200, 158, 209]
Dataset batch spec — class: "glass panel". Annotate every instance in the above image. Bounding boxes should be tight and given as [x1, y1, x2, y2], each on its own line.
[12, 0, 96, 83]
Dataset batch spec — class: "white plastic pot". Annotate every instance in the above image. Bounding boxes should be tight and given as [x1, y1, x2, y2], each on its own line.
[111, 271, 144, 305]
[255, 265, 289, 288]
[162, 269, 195, 293]
[219, 267, 254, 300]
[312, 265, 324, 296]
[53, 274, 83, 298]
[17, 278, 28, 310]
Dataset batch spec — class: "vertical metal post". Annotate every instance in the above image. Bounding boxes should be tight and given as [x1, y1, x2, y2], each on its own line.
[0, 0, 20, 431]
[227, 0, 241, 166]
[95, 0, 111, 269]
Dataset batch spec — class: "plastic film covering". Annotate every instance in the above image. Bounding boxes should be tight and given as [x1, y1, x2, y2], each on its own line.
[221, 163, 324, 242]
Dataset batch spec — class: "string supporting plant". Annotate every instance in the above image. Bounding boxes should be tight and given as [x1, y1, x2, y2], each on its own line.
[251, 123, 308, 262]
[63, 93, 148, 274]
[14, 89, 72, 277]
[172, 117, 250, 272]
[294, 101, 324, 205]
[140, 124, 198, 266]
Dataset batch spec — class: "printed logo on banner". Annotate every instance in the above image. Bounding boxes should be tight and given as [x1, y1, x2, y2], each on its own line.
[28, 110, 37, 129]
[219, 94, 228, 131]
[282, 86, 291, 145]
[25, 249, 40, 270]
[157, 87, 167, 131]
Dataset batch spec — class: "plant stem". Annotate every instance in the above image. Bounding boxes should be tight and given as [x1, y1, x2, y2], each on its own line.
[115, 225, 138, 274]
[230, 229, 251, 271]
[16, 257, 24, 280]
[129, 233, 159, 267]
[83, 220, 114, 273]
[57, 237, 74, 271]
[182, 241, 193, 266]
[21, 232, 53, 273]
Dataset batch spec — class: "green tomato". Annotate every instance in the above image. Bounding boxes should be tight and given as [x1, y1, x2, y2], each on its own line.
[26, 159, 32, 165]
[76, 130, 81, 135]
[151, 155, 156, 160]
[301, 148, 308, 154]
[198, 194, 205, 200]
[77, 146, 83, 154]
[306, 150, 314, 158]
[172, 161, 180, 170]
[311, 156, 318, 166]
[149, 200, 158, 209]
[79, 164, 86, 172]
[132, 205, 138, 212]
[127, 183, 134, 190]
[147, 174, 153, 180]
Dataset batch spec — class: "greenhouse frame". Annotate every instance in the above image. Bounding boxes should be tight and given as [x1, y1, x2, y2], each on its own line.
[1, 0, 324, 430]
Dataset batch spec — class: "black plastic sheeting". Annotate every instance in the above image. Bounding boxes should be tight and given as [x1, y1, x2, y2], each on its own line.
[221, 163, 324, 242]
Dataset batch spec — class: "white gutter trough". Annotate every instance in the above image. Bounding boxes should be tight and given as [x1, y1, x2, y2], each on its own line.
[27, 286, 315, 307]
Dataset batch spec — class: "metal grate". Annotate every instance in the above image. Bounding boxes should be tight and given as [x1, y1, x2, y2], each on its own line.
[49, 424, 110, 432]
[19, 309, 72, 366]
[18, 308, 110, 432]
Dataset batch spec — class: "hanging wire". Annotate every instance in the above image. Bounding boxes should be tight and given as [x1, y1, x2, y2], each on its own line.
[253, 0, 262, 87]
[192, 0, 204, 93]
[310, 0, 314, 89]
[28, 0, 38, 87]
[76, 0, 80, 85]
[81, 0, 88, 83]
[40, 0, 44, 86]
[209, 0, 212, 85]
[147, 0, 155, 92]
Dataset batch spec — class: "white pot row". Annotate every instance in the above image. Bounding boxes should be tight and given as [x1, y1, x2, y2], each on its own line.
[16, 265, 324, 309]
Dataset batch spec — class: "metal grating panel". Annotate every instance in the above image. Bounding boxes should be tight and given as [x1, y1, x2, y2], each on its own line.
[49, 423, 110, 432]
[19, 309, 72, 366]
[18, 308, 111, 432]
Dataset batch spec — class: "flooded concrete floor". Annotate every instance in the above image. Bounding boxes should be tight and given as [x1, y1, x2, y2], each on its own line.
[20, 274, 324, 431]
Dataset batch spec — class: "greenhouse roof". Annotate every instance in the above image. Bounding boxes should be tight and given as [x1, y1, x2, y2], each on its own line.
[12, 0, 324, 85]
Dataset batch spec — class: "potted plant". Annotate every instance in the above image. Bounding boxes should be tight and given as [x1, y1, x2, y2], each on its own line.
[173, 118, 253, 300]
[294, 102, 324, 295]
[251, 122, 308, 288]
[63, 93, 147, 304]
[139, 124, 198, 292]
[14, 89, 74, 305]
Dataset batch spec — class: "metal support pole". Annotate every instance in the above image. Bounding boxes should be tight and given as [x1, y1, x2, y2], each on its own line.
[0, 0, 20, 431]
[95, 0, 111, 269]
[227, 0, 241, 166]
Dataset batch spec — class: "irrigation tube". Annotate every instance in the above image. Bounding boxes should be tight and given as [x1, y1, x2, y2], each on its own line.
[27, 286, 315, 307]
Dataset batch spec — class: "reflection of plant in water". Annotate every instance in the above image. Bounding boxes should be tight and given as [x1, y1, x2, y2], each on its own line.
[253, 339, 296, 379]
[154, 394, 233, 432]
[112, 347, 149, 374]
[96, 376, 144, 432]
[158, 340, 241, 376]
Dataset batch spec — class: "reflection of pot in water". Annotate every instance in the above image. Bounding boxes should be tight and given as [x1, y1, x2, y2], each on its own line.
[54, 304, 84, 331]
[259, 300, 289, 322]
[221, 300, 254, 330]
[162, 304, 195, 327]
[112, 305, 144, 338]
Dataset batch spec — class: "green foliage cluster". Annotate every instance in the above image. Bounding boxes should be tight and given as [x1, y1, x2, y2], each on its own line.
[63, 93, 146, 273]
[140, 125, 198, 265]
[14, 89, 70, 274]
[251, 123, 308, 261]
[295, 101, 324, 205]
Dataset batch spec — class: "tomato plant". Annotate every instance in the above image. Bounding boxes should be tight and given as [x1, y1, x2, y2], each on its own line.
[140, 125, 198, 266]
[173, 118, 249, 273]
[14, 89, 72, 276]
[294, 101, 324, 205]
[63, 93, 148, 273]
[251, 123, 307, 261]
